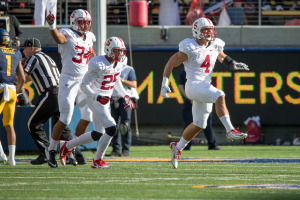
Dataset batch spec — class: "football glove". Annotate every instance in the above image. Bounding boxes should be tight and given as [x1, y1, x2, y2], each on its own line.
[96, 95, 110, 105]
[233, 61, 249, 71]
[46, 11, 55, 25]
[123, 95, 135, 110]
[161, 77, 171, 98]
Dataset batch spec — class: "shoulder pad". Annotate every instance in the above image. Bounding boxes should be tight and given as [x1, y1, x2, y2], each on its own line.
[213, 38, 225, 48]
[58, 28, 74, 37]
[87, 32, 96, 42]
[89, 56, 107, 71]
[15, 49, 22, 60]
[179, 38, 196, 55]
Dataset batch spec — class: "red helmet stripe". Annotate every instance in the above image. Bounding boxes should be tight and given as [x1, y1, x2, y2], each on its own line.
[117, 37, 124, 47]
[83, 10, 88, 17]
[205, 18, 211, 25]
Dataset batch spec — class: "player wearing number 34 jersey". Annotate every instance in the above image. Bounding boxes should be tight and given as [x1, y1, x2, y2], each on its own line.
[44, 9, 96, 168]
[161, 18, 250, 168]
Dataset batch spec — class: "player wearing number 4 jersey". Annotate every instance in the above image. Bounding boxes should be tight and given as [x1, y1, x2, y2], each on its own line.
[58, 36, 135, 169]
[161, 18, 249, 168]
[44, 9, 96, 168]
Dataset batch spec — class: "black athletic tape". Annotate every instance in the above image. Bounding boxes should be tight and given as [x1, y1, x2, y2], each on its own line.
[105, 126, 117, 137]
[222, 56, 235, 70]
[91, 130, 103, 141]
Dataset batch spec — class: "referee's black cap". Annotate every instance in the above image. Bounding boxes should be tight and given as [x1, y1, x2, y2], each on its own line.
[22, 38, 41, 48]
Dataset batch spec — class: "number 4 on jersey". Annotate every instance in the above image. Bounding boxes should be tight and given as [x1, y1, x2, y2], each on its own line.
[200, 55, 210, 73]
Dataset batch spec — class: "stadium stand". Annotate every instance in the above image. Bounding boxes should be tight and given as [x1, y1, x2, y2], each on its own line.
[4, 0, 300, 26]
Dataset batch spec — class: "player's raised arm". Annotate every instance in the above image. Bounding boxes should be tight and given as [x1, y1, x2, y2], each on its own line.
[46, 11, 67, 44]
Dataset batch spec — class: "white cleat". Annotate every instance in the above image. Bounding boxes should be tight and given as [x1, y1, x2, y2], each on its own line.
[6, 159, 16, 166]
[226, 129, 248, 142]
[170, 142, 181, 169]
[0, 154, 7, 163]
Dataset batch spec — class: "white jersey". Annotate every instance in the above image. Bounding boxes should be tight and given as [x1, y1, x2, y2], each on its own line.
[58, 28, 96, 77]
[81, 55, 128, 100]
[111, 65, 139, 99]
[179, 38, 225, 83]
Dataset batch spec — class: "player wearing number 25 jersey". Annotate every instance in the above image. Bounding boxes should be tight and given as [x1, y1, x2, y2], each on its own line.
[58, 37, 135, 169]
[160, 18, 250, 168]
[44, 9, 96, 168]
[0, 28, 25, 165]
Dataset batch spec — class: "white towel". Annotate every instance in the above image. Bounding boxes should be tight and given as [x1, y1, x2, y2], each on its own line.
[3, 85, 9, 101]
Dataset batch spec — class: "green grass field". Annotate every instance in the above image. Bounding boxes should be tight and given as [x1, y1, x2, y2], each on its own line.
[0, 145, 299, 200]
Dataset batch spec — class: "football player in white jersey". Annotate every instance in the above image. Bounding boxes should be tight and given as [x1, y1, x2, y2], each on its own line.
[44, 9, 96, 168]
[58, 37, 135, 169]
[160, 18, 249, 168]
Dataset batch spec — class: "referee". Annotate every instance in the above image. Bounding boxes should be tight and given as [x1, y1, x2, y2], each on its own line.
[22, 38, 86, 165]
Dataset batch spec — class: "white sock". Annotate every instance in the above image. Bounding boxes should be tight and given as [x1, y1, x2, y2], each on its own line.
[66, 131, 93, 149]
[48, 137, 59, 151]
[219, 115, 234, 132]
[94, 133, 112, 160]
[8, 145, 16, 161]
[0, 142, 5, 156]
[176, 137, 189, 151]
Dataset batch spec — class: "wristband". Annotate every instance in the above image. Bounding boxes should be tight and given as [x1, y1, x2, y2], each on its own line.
[162, 76, 169, 86]
[222, 56, 235, 70]
[49, 24, 56, 30]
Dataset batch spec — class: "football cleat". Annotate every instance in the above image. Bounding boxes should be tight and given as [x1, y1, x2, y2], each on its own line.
[30, 154, 47, 165]
[226, 129, 248, 142]
[59, 140, 72, 166]
[91, 158, 110, 169]
[45, 148, 58, 168]
[67, 149, 78, 166]
[170, 142, 182, 169]
[74, 147, 87, 165]
[0, 154, 7, 163]
[6, 159, 16, 166]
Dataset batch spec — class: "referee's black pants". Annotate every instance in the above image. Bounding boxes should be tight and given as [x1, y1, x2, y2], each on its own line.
[26, 87, 73, 154]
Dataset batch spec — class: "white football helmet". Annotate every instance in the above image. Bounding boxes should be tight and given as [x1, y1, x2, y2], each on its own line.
[104, 37, 127, 62]
[192, 18, 216, 41]
[70, 9, 92, 34]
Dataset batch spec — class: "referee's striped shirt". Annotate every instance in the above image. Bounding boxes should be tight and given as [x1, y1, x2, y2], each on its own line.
[23, 51, 60, 95]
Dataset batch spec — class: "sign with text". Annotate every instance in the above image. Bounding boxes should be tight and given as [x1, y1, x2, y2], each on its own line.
[30, 50, 299, 125]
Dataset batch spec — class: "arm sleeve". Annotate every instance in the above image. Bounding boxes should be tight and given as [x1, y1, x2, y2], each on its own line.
[127, 68, 137, 81]
[214, 38, 225, 54]
[23, 56, 37, 74]
[80, 70, 99, 100]
[11, 15, 22, 38]
[178, 39, 191, 58]
[114, 76, 128, 97]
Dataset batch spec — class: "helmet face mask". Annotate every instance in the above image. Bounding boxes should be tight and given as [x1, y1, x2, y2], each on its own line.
[111, 48, 127, 62]
[104, 37, 127, 62]
[192, 18, 216, 41]
[0, 28, 10, 46]
[70, 9, 92, 34]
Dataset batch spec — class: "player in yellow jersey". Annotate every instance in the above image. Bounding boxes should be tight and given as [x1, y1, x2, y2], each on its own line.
[0, 28, 25, 165]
